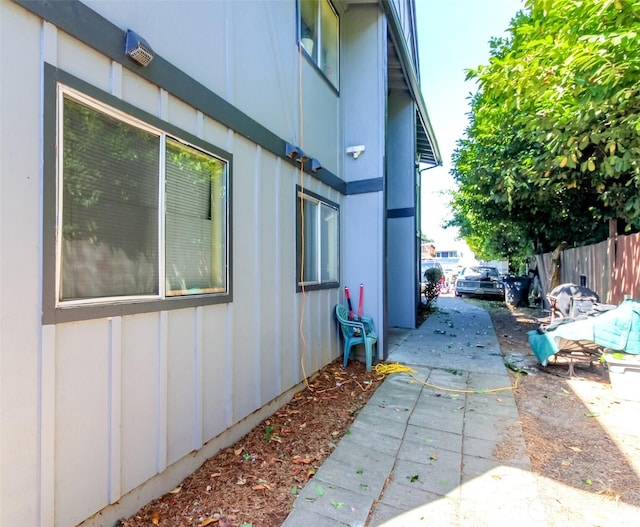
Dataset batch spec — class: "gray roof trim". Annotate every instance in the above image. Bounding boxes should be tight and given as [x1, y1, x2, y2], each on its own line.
[346, 177, 384, 195]
[387, 207, 415, 219]
[12, 0, 347, 194]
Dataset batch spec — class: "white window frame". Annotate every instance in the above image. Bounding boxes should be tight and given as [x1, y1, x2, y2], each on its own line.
[297, 187, 339, 290]
[56, 85, 229, 307]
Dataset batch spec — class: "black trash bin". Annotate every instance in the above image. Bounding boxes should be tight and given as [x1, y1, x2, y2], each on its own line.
[504, 276, 532, 307]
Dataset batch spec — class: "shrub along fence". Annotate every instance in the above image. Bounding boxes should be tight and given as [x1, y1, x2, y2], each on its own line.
[533, 231, 640, 306]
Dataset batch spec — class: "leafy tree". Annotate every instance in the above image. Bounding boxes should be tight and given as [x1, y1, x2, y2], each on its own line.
[450, 0, 640, 260]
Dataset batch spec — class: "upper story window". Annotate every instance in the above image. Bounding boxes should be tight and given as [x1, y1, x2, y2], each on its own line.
[299, 0, 339, 88]
[57, 87, 229, 306]
[296, 187, 339, 290]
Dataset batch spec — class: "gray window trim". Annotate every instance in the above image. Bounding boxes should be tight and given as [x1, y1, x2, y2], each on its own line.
[43, 65, 233, 324]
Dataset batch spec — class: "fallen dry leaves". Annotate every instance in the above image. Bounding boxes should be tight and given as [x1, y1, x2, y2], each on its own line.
[119, 359, 382, 527]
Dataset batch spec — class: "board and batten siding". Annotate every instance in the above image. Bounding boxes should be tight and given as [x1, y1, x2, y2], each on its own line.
[0, 1, 344, 526]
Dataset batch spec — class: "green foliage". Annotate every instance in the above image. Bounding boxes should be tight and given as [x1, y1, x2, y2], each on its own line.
[424, 267, 443, 284]
[450, 0, 640, 258]
[423, 267, 443, 308]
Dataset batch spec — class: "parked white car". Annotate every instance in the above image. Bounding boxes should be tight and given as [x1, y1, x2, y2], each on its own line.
[454, 266, 504, 298]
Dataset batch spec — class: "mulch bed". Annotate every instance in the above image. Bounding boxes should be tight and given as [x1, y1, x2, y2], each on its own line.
[119, 360, 383, 527]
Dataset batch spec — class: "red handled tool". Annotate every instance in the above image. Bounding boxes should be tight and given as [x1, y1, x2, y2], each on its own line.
[344, 286, 354, 319]
[358, 283, 364, 319]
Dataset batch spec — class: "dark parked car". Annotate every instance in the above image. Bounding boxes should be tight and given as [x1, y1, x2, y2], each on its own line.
[454, 266, 504, 298]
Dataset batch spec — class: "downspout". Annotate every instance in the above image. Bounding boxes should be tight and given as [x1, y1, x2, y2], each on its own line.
[416, 163, 440, 310]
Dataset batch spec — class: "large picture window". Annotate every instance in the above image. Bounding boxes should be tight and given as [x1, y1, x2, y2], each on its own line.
[297, 188, 339, 289]
[299, 0, 339, 88]
[58, 87, 228, 305]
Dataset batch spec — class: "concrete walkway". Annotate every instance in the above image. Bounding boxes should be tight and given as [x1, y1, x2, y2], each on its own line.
[281, 297, 548, 527]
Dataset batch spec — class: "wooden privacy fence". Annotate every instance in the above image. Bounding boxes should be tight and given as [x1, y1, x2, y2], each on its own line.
[533, 232, 640, 306]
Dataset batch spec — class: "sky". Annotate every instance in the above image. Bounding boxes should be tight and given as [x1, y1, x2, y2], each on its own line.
[415, 0, 525, 248]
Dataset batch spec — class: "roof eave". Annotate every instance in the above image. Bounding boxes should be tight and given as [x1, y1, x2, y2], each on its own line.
[380, 0, 442, 167]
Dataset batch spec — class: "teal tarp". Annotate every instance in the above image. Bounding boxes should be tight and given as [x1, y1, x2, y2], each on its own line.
[528, 299, 640, 365]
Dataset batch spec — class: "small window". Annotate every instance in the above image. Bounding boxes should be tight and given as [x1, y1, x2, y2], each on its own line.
[299, 0, 339, 88]
[297, 188, 339, 288]
[58, 87, 229, 305]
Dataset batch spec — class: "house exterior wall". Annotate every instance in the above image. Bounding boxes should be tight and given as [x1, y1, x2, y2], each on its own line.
[0, 1, 346, 525]
[341, 5, 386, 343]
[0, 0, 436, 525]
[386, 91, 418, 328]
[83, 0, 297, 149]
[0, 4, 43, 526]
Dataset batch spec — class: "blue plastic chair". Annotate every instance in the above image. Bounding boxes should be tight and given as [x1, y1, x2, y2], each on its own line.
[335, 304, 378, 371]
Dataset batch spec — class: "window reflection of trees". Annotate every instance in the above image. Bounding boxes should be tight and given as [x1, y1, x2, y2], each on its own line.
[60, 95, 228, 301]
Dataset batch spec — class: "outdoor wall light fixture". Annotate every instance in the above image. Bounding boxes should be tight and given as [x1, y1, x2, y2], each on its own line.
[310, 158, 322, 172]
[346, 145, 365, 159]
[285, 142, 309, 163]
[125, 29, 155, 66]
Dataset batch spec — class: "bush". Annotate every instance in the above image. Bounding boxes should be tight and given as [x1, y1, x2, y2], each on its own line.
[423, 267, 443, 309]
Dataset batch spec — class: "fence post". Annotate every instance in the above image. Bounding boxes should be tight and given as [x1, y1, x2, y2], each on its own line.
[608, 219, 618, 304]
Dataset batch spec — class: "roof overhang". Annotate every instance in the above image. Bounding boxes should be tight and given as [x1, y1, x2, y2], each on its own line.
[380, 0, 442, 167]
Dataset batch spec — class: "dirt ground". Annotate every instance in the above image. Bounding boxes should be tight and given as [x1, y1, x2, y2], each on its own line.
[486, 301, 639, 491]
[121, 299, 640, 527]
[485, 299, 640, 526]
